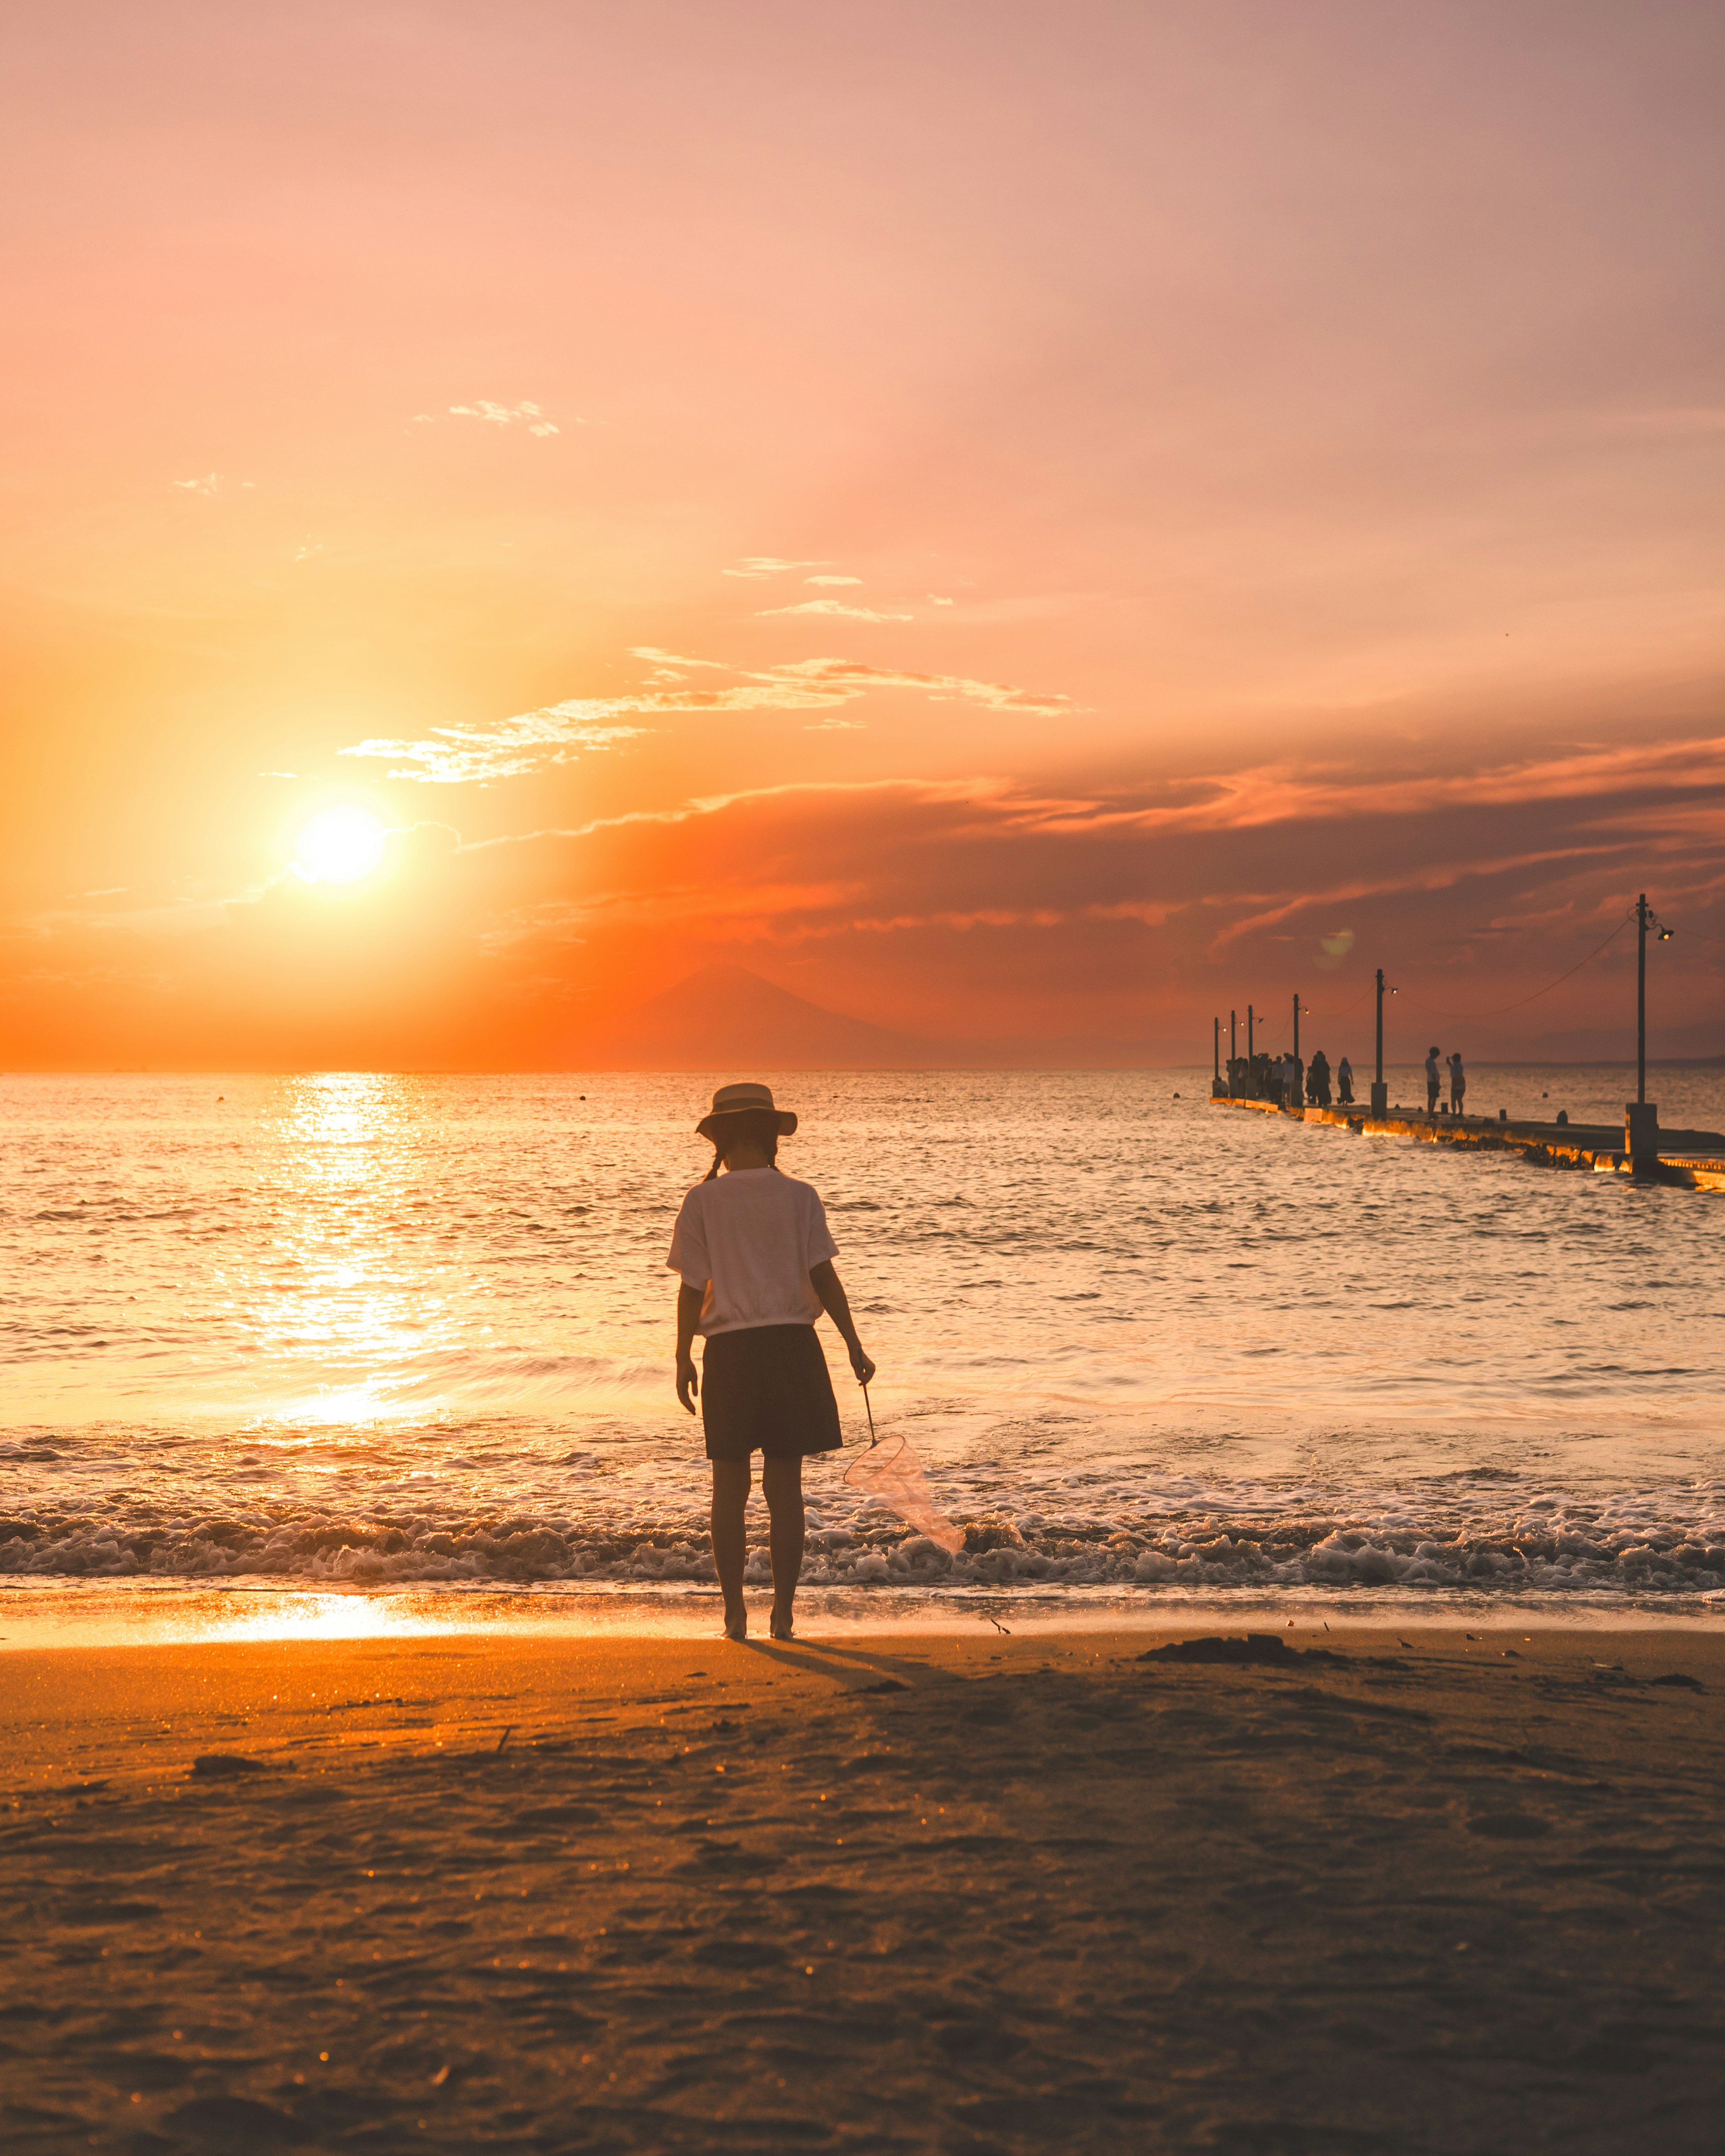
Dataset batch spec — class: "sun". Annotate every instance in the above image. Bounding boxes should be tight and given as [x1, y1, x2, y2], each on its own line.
[293, 806, 388, 885]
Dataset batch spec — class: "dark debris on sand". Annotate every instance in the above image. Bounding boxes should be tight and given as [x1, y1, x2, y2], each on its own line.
[1138, 1632, 1347, 1666]
[3, 1637, 1723, 2155]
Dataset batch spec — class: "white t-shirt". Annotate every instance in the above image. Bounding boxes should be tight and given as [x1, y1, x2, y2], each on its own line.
[666, 1169, 839, 1336]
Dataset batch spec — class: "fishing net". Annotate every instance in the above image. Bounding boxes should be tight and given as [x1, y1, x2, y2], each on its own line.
[844, 1421, 965, 1555]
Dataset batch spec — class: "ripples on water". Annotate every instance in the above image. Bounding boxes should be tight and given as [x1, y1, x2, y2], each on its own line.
[2, 1068, 1722, 1615]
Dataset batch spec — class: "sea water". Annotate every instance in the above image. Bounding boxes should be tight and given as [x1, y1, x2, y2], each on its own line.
[2, 1067, 1722, 1638]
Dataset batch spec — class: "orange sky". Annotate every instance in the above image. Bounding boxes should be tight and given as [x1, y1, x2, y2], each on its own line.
[4, 1, 1724, 1067]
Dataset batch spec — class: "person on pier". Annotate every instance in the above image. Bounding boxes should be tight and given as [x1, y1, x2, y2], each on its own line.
[1425, 1046, 1442, 1115]
[1307, 1049, 1331, 1107]
[1448, 1051, 1466, 1116]
[1336, 1056, 1353, 1105]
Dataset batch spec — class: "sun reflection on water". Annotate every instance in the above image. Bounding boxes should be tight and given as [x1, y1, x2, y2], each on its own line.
[238, 1075, 456, 1433]
[0, 1586, 755, 1651]
[196, 1591, 468, 1644]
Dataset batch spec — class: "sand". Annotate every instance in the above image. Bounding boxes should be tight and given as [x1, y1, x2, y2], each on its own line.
[3, 1620, 1723, 2153]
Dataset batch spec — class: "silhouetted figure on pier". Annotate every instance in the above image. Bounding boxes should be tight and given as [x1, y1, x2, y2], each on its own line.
[1448, 1051, 1466, 1115]
[1336, 1056, 1353, 1105]
[1425, 1046, 1442, 1114]
[1307, 1050, 1331, 1107]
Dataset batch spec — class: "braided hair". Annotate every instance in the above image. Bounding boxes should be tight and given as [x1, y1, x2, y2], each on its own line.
[702, 1107, 784, 1180]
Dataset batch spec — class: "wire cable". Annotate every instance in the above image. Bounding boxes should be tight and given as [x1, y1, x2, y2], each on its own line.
[1396, 910, 1634, 1022]
[1300, 981, 1376, 1021]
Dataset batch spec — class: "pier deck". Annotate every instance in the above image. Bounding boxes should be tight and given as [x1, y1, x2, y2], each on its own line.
[1213, 1094, 1725, 1189]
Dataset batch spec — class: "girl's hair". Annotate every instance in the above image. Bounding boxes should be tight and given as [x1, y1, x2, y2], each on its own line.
[703, 1108, 783, 1180]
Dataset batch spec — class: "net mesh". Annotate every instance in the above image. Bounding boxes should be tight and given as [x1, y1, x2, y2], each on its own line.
[843, 1428, 965, 1554]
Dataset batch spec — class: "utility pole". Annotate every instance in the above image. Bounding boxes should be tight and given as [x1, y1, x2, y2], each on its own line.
[1230, 1008, 1237, 1096]
[1292, 991, 1300, 1065]
[1247, 1004, 1255, 1060]
[1371, 968, 1389, 1118]
[1212, 1015, 1220, 1090]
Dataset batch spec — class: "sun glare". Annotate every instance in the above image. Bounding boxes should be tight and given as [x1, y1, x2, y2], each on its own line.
[294, 806, 388, 884]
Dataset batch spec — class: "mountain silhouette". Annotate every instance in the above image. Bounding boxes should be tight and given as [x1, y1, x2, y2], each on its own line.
[579, 964, 941, 1069]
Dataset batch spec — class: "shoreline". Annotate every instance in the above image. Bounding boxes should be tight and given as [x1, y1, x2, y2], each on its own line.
[5, 1579, 1725, 1653]
[6, 1623, 1722, 2151]
[9, 1621, 1724, 1794]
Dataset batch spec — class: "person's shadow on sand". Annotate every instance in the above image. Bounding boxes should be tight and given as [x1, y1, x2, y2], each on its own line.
[732, 1638, 942, 1689]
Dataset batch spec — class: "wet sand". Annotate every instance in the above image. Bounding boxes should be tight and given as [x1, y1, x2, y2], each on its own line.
[4, 1622, 1723, 2153]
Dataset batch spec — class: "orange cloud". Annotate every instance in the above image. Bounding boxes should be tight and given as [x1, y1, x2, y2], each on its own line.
[9, 723, 1725, 1067]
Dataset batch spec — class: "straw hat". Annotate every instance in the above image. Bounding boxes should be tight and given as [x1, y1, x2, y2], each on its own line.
[696, 1081, 798, 1141]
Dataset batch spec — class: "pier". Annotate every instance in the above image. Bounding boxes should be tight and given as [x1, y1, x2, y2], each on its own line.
[1212, 1092, 1725, 1190]
[1210, 892, 1725, 1186]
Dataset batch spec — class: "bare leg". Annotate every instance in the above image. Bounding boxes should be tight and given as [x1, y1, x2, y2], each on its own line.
[761, 1455, 805, 1639]
[710, 1459, 751, 1639]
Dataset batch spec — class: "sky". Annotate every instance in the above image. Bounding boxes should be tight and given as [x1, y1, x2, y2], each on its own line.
[4, 0, 1724, 1068]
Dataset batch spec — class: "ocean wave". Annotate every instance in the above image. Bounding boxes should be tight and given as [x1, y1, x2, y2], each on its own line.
[4, 1498, 1723, 1597]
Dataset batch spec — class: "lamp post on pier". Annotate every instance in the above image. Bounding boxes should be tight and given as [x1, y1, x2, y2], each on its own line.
[1247, 1003, 1254, 1061]
[1212, 1015, 1220, 1094]
[1230, 1008, 1237, 1096]
[1627, 892, 1672, 1162]
[1370, 968, 1391, 1118]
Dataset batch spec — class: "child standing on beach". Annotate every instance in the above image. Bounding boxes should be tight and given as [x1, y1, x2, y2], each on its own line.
[668, 1082, 875, 1642]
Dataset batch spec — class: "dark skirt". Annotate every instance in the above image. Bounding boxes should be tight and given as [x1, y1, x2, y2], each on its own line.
[700, 1324, 843, 1462]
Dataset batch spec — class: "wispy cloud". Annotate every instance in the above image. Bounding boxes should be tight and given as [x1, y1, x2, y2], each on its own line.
[805, 574, 861, 587]
[412, 401, 564, 437]
[337, 651, 1072, 780]
[759, 657, 1070, 716]
[757, 599, 915, 622]
[628, 647, 732, 671]
[721, 557, 829, 579]
[341, 707, 649, 784]
[172, 475, 254, 496]
[1082, 735, 1725, 841]
[258, 770, 298, 780]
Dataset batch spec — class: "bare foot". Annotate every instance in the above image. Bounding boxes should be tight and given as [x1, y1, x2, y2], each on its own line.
[723, 1598, 748, 1641]
[770, 1609, 796, 1641]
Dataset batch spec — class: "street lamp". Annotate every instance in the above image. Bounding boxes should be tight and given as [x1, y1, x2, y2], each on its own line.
[1628, 893, 1672, 1162]
[1371, 968, 1396, 1119]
